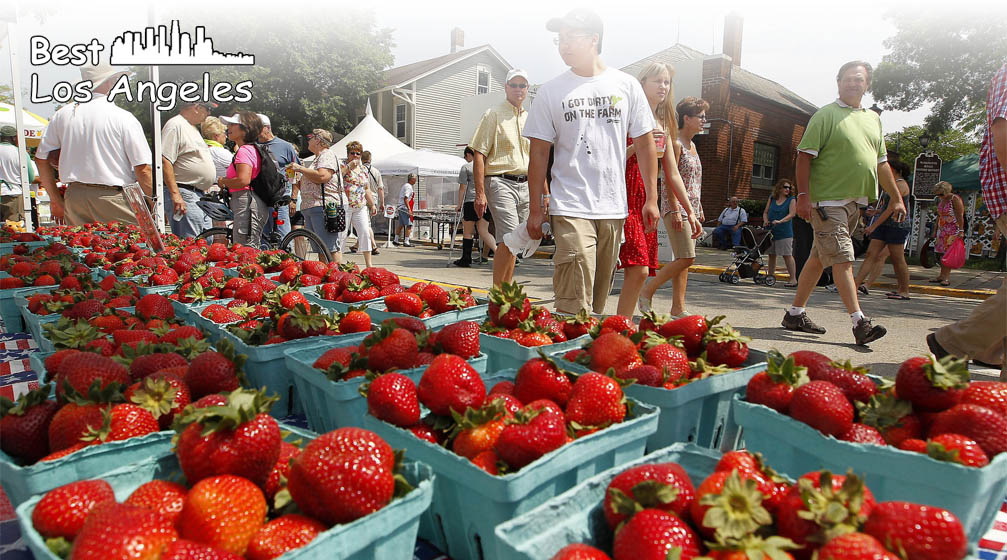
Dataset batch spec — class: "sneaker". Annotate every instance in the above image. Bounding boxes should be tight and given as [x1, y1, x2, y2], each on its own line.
[392, 239, 400, 246]
[349, 247, 358, 254]
[371, 248, 380, 256]
[671, 310, 691, 320]
[825, 284, 839, 293]
[781, 311, 827, 334]
[857, 284, 869, 296]
[403, 240, 412, 247]
[853, 317, 887, 345]
[638, 296, 653, 314]
[453, 259, 471, 268]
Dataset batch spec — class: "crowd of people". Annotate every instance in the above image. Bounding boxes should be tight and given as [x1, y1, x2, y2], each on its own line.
[3, 9, 1003, 367]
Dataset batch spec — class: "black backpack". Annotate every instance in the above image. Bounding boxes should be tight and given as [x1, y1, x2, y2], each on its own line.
[231, 144, 287, 206]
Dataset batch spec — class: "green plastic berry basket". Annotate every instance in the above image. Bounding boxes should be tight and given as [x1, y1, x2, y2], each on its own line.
[481, 333, 590, 373]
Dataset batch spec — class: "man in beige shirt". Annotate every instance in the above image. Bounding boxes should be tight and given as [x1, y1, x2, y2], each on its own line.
[471, 68, 532, 287]
[162, 101, 217, 237]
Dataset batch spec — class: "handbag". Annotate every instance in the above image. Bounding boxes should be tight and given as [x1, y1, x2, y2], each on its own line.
[941, 237, 967, 269]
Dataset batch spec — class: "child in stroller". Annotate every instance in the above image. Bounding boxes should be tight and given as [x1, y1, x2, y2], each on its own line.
[719, 226, 777, 286]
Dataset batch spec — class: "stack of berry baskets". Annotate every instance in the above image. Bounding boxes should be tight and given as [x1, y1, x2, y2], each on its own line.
[477, 282, 591, 371]
[361, 357, 660, 560]
[0, 245, 89, 332]
[15, 388, 436, 560]
[299, 263, 409, 313]
[362, 279, 490, 330]
[495, 441, 975, 560]
[550, 312, 767, 452]
[732, 349, 1007, 544]
[16, 275, 141, 343]
[285, 318, 489, 432]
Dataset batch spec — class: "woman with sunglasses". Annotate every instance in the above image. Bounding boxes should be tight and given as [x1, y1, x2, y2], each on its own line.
[217, 111, 267, 246]
[763, 179, 798, 287]
[288, 129, 345, 262]
[339, 141, 376, 268]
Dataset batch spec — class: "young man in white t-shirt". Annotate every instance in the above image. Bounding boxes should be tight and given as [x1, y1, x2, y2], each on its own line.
[524, 8, 661, 314]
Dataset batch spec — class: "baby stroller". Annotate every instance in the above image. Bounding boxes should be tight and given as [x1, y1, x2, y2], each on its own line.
[719, 226, 776, 286]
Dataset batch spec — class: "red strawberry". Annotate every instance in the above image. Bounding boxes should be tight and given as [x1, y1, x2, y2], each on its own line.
[494, 399, 567, 470]
[361, 324, 419, 372]
[895, 354, 969, 412]
[703, 323, 751, 368]
[0, 384, 60, 463]
[839, 423, 886, 445]
[162, 539, 244, 560]
[488, 281, 531, 328]
[313, 346, 356, 372]
[600, 314, 636, 335]
[565, 372, 626, 433]
[125, 479, 188, 524]
[789, 350, 833, 379]
[811, 360, 877, 404]
[550, 544, 612, 560]
[287, 428, 395, 525]
[436, 321, 481, 359]
[514, 357, 574, 407]
[863, 502, 967, 560]
[88, 403, 159, 442]
[603, 462, 696, 529]
[245, 514, 326, 560]
[817, 533, 899, 560]
[788, 381, 854, 437]
[409, 423, 443, 444]
[587, 332, 642, 374]
[451, 400, 509, 460]
[489, 380, 515, 395]
[174, 388, 282, 487]
[367, 373, 421, 427]
[928, 403, 1007, 458]
[135, 293, 175, 320]
[161, 325, 204, 346]
[927, 433, 990, 467]
[125, 372, 191, 430]
[690, 468, 775, 539]
[301, 260, 329, 278]
[898, 438, 929, 453]
[776, 471, 876, 559]
[612, 508, 701, 560]
[234, 283, 264, 304]
[361, 267, 399, 289]
[960, 381, 1007, 417]
[858, 393, 923, 447]
[385, 292, 423, 316]
[562, 309, 600, 340]
[264, 441, 301, 501]
[178, 474, 267, 556]
[619, 364, 663, 387]
[31, 479, 116, 540]
[184, 345, 245, 399]
[62, 299, 104, 320]
[745, 350, 810, 413]
[339, 308, 372, 333]
[659, 315, 717, 357]
[278, 290, 309, 310]
[70, 502, 178, 560]
[128, 351, 188, 381]
[417, 354, 486, 416]
[642, 338, 690, 385]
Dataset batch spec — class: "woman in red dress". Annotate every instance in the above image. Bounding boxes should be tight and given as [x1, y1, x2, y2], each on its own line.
[616, 63, 702, 317]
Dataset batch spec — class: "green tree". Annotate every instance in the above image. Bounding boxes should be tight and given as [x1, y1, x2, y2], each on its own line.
[871, 11, 1007, 134]
[113, 8, 393, 147]
[885, 125, 979, 165]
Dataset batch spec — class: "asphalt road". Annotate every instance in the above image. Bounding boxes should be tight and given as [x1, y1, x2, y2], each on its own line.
[348, 243, 1001, 380]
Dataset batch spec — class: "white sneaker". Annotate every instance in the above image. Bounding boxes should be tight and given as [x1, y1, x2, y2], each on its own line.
[826, 284, 838, 293]
[638, 296, 653, 314]
[404, 240, 412, 247]
[671, 310, 692, 320]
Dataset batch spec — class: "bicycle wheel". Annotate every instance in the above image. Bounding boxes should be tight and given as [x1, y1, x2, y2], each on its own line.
[279, 229, 333, 263]
[196, 227, 233, 245]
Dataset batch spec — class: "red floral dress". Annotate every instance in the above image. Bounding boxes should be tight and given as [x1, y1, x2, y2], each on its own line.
[618, 137, 658, 276]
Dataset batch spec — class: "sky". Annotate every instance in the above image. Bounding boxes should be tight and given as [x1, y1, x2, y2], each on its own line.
[1, 0, 1003, 135]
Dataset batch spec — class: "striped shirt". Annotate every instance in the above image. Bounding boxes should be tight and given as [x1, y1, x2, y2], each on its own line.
[980, 63, 1007, 220]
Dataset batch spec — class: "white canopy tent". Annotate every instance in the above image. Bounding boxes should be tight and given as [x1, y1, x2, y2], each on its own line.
[375, 148, 467, 211]
[330, 101, 411, 161]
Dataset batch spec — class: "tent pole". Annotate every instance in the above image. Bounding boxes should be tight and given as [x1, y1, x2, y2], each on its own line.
[7, 18, 33, 232]
[149, 6, 165, 233]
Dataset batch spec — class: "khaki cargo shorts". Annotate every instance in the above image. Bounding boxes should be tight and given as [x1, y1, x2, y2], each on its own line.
[809, 201, 859, 267]
[551, 215, 624, 315]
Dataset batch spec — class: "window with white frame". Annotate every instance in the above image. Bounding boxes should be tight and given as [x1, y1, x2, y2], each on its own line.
[395, 104, 406, 139]
[476, 66, 490, 95]
[751, 143, 777, 187]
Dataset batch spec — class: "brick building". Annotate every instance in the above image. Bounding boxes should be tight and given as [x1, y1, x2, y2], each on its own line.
[622, 15, 817, 223]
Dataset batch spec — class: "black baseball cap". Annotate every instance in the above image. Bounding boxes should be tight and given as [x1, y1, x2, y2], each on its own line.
[546, 8, 604, 53]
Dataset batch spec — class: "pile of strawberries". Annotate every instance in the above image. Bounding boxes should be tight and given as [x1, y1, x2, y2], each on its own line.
[478, 282, 580, 346]
[559, 314, 752, 389]
[24, 276, 140, 318]
[366, 353, 637, 474]
[311, 318, 481, 380]
[746, 350, 1007, 467]
[0, 248, 87, 289]
[27, 389, 414, 559]
[0, 224, 41, 243]
[550, 448, 968, 560]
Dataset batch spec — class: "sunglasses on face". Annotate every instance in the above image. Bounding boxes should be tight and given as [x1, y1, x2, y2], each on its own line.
[507, 83, 528, 89]
[348, 151, 361, 156]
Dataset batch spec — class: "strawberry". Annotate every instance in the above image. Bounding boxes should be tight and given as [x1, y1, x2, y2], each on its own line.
[341, 279, 379, 302]
[128, 351, 188, 381]
[565, 372, 627, 433]
[112, 328, 159, 347]
[642, 337, 691, 385]
[514, 357, 573, 407]
[745, 350, 810, 413]
[928, 403, 1007, 458]
[276, 305, 329, 339]
[788, 381, 854, 437]
[690, 468, 775, 539]
[366, 373, 421, 427]
[125, 479, 188, 524]
[620, 364, 664, 387]
[85, 403, 159, 443]
[339, 308, 372, 333]
[494, 399, 567, 469]
[126, 373, 191, 430]
[960, 381, 1007, 417]
[57, 352, 131, 402]
[811, 360, 877, 404]
[31, 479, 116, 540]
[927, 433, 990, 467]
[409, 423, 443, 444]
[898, 438, 929, 453]
[361, 323, 419, 372]
[287, 427, 396, 525]
[318, 282, 341, 301]
[361, 266, 399, 290]
[0, 384, 59, 463]
[895, 354, 969, 412]
[600, 314, 636, 336]
[385, 292, 423, 316]
[488, 281, 531, 328]
[517, 329, 553, 347]
[857, 393, 922, 447]
[776, 471, 876, 559]
[278, 289, 309, 310]
[301, 259, 329, 278]
[838, 423, 886, 445]
[264, 441, 301, 502]
[70, 501, 179, 560]
[789, 350, 833, 379]
[451, 400, 510, 460]
[863, 502, 967, 560]
[703, 323, 751, 368]
[205, 242, 229, 262]
[660, 314, 718, 357]
[62, 299, 104, 320]
[418, 354, 486, 416]
[184, 343, 246, 399]
[586, 332, 642, 374]
[162, 539, 244, 560]
[161, 325, 205, 346]
[234, 283, 264, 304]
[612, 508, 702, 560]
[44, 349, 81, 377]
[550, 544, 612, 559]
[313, 346, 356, 372]
[489, 380, 515, 395]
[135, 293, 175, 320]
[436, 320, 481, 359]
[47, 399, 110, 452]
[603, 462, 696, 529]
[173, 388, 282, 487]
[245, 514, 326, 560]
[817, 533, 899, 560]
[178, 474, 268, 556]
[562, 309, 600, 340]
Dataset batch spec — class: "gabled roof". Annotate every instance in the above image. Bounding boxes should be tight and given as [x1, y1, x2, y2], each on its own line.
[378, 45, 511, 92]
[620, 43, 817, 117]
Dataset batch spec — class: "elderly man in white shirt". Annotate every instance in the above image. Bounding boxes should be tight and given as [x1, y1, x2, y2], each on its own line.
[713, 196, 748, 249]
[35, 64, 152, 226]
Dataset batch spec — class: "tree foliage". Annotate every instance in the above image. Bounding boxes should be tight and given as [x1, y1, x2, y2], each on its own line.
[885, 125, 979, 166]
[113, 7, 393, 147]
[872, 11, 1007, 134]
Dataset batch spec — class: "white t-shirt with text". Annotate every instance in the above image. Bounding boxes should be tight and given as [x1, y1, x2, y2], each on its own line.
[523, 67, 656, 219]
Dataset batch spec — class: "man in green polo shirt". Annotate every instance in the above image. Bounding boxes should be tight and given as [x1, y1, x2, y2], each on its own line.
[782, 60, 906, 346]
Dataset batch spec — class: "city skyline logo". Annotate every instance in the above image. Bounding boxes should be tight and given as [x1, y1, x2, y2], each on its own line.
[110, 20, 255, 66]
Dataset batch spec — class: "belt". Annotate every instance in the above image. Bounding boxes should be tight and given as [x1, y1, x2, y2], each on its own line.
[491, 173, 528, 183]
[69, 182, 120, 191]
[177, 183, 200, 193]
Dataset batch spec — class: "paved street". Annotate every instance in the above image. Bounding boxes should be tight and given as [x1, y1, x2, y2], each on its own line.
[344, 241, 1004, 380]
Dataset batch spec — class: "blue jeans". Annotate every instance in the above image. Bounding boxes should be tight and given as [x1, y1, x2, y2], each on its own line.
[166, 187, 211, 238]
[302, 205, 344, 253]
[714, 224, 743, 247]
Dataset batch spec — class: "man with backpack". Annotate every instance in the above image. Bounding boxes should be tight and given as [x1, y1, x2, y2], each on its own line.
[257, 113, 300, 246]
